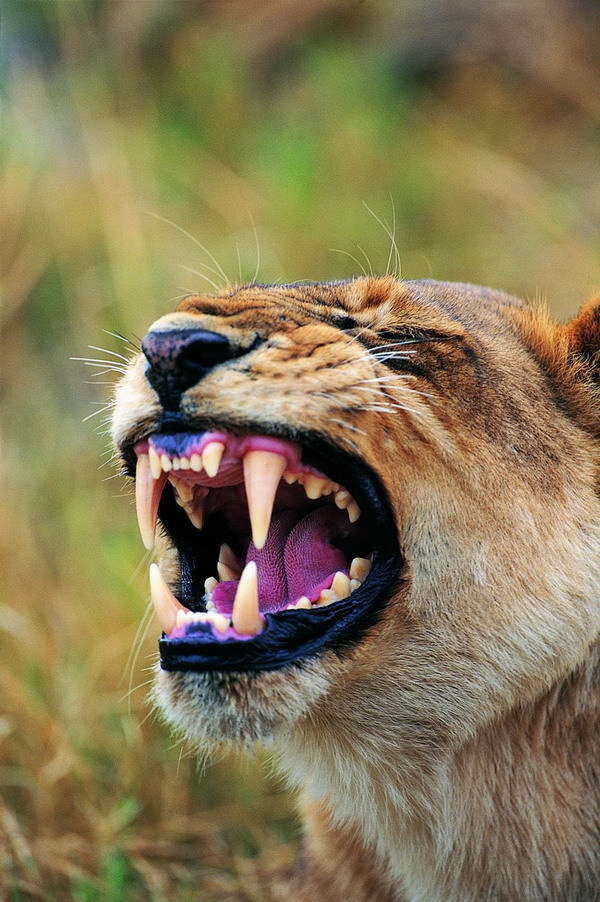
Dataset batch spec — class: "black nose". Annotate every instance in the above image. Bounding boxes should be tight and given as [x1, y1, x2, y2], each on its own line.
[141, 328, 237, 409]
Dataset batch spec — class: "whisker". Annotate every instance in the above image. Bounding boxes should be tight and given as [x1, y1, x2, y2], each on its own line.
[88, 345, 131, 363]
[249, 210, 261, 285]
[177, 263, 221, 294]
[330, 248, 369, 278]
[102, 329, 141, 351]
[145, 210, 231, 285]
[355, 243, 374, 277]
[82, 403, 115, 422]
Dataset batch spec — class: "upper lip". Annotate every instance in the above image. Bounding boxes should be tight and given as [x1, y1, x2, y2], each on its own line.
[123, 420, 402, 672]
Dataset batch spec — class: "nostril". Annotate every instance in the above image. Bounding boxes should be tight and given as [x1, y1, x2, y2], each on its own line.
[142, 328, 233, 371]
[141, 328, 239, 409]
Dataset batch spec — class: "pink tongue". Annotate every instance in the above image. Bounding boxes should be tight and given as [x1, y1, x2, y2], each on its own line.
[211, 507, 350, 613]
[284, 507, 350, 603]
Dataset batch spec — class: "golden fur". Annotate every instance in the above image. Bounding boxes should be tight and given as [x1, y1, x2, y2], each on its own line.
[113, 277, 600, 901]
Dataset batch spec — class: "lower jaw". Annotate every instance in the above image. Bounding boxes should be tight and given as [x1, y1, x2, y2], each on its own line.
[159, 552, 402, 673]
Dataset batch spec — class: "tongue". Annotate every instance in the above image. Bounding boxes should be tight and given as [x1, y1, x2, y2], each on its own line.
[284, 507, 350, 603]
[211, 506, 350, 613]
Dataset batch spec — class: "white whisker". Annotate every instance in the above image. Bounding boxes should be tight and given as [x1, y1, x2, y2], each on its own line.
[88, 345, 131, 363]
[177, 263, 221, 293]
[145, 210, 231, 285]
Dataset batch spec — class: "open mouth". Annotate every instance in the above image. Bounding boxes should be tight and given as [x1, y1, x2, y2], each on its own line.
[131, 428, 401, 672]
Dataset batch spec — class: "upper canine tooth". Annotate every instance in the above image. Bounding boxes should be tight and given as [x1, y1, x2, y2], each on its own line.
[202, 442, 225, 478]
[331, 571, 351, 599]
[149, 563, 187, 634]
[148, 446, 162, 480]
[231, 561, 262, 636]
[135, 454, 167, 550]
[243, 450, 287, 550]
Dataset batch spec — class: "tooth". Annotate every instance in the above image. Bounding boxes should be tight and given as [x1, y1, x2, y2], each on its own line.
[160, 454, 172, 473]
[350, 579, 362, 592]
[304, 475, 327, 500]
[180, 456, 190, 470]
[283, 471, 298, 485]
[204, 576, 218, 595]
[290, 597, 311, 609]
[243, 450, 287, 550]
[231, 561, 262, 635]
[135, 455, 166, 550]
[149, 563, 187, 633]
[217, 544, 241, 582]
[349, 557, 371, 581]
[334, 489, 351, 509]
[176, 609, 198, 628]
[148, 446, 162, 480]
[347, 501, 361, 523]
[331, 571, 351, 599]
[186, 486, 207, 530]
[202, 442, 225, 478]
[206, 611, 230, 633]
[217, 562, 239, 582]
[321, 481, 334, 496]
[170, 476, 194, 504]
[317, 589, 337, 606]
[172, 456, 181, 470]
[190, 453, 203, 472]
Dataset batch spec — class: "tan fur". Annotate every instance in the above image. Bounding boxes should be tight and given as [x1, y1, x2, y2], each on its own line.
[113, 277, 600, 901]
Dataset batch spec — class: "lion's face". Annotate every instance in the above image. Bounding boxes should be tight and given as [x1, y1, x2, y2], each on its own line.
[113, 277, 600, 761]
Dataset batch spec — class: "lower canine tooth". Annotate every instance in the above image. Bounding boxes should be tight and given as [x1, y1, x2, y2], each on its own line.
[149, 563, 187, 634]
[231, 561, 262, 636]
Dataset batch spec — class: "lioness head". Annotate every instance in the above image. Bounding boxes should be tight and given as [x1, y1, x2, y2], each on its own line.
[112, 277, 600, 771]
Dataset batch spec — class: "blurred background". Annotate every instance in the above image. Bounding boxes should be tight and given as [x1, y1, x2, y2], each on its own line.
[1, 1, 600, 898]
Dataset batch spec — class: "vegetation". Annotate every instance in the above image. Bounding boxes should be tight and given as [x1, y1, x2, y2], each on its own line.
[1, 1, 599, 897]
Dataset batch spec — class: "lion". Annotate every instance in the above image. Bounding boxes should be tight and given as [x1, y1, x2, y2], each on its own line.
[112, 276, 600, 901]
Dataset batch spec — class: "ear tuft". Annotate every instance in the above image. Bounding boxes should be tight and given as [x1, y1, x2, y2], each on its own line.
[565, 293, 600, 384]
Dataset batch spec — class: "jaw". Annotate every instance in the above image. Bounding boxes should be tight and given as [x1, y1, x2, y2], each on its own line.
[120, 417, 402, 735]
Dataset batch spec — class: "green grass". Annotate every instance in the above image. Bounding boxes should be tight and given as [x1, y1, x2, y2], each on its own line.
[1, 1, 599, 897]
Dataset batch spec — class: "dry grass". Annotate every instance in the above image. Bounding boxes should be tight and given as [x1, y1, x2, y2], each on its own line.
[1, 1, 599, 898]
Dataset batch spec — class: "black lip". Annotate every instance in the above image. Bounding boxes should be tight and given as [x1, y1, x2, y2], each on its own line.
[125, 421, 403, 673]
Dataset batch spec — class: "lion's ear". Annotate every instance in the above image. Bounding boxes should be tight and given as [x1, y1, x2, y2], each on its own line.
[565, 294, 600, 384]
